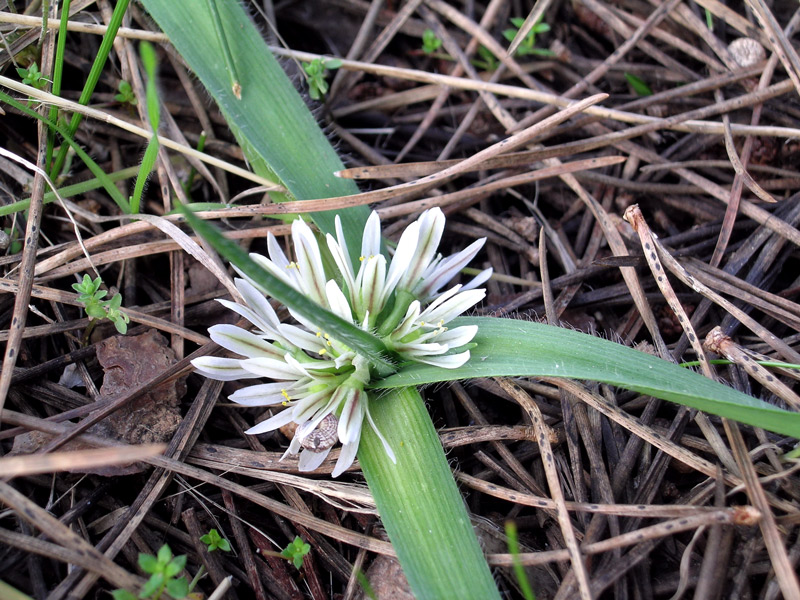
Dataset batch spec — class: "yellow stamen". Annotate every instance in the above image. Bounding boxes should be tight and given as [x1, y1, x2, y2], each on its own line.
[319, 348, 327, 355]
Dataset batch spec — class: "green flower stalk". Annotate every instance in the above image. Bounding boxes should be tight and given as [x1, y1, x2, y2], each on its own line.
[192, 208, 490, 476]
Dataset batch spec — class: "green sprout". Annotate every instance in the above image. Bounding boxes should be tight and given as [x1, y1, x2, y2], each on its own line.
[280, 536, 311, 570]
[112, 545, 189, 600]
[302, 58, 342, 101]
[72, 274, 130, 337]
[624, 72, 653, 96]
[199, 529, 231, 553]
[421, 28, 443, 55]
[505, 521, 536, 600]
[16, 62, 48, 90]
[474, 45, 499, 71]
[115, 80, 137, 105]
[503, 17, 553, 57]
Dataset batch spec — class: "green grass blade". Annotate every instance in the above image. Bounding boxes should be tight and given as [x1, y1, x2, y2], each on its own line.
[130, 41, 161, 214]
[0, 90, 130, 213]
[49, 0, 130, 179]
[373, 317, 800, 439]
[46, 0, 70, 168]
[359, 387, 501, 600]
[178, 205, 395, 374]
[139, 0, 368, 255]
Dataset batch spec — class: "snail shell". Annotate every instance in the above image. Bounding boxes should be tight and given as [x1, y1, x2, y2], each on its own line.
[728, 38, 766, 68]
[300, 413, 339, 452]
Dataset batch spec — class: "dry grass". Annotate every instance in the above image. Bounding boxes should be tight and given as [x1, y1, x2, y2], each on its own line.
[1, 1, 800, 598]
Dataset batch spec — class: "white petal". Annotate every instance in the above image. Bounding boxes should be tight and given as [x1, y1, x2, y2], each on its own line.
[385, 221, 419, 291]
[292, 219, 327, 305]
[365, 403, 396, 463]
[191, 356, 259, 381]
[433, 325, 479, 348]
[229, 382, 292, 406]
[245, 407, 297, 434]
[278, 323, 326, 354]
[331, 440, 359, 477]
[392, 301, 421, 340]
[209, 324, 284, 359]
[355, 255, 387, 316]
[293, 390, 336, 423]
[414, 350, 471, 368]
[241, 356, 305, 380]
[326, 280, 354, 322]
[267, 233, 291, 270]
[235, 278, 282, 330]
[420, 288, 486, 325]
[461, 267, 493, 292]
[298, 447, 332, 472]
[246, 252, 297, 291]
[394, 342, 447, 355]
[326, 232, 356, 304]
[417, 238, 486, 297]
[398, 208, 444, 291]
[361, 211, 382, 258]
[337, 388, 365, 445]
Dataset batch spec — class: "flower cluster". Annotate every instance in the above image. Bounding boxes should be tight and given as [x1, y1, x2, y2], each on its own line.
[192, 208, 490, 476]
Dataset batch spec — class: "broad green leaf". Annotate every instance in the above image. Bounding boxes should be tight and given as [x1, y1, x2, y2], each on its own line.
[359, 387, 501, 600]
[374, 317, 800, 439]
[139, 0, 368, 256]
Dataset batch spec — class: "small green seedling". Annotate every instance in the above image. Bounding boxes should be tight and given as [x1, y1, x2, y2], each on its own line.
[17, 62, 48, 90]
[199, 529, 231, 553]
[421, 29, 443, 55]
[475, 45, 499, 71]
[280, 536, 311, 570]
[302, 58, 342, 101]
[115, 80, 137, 105]
[505, 521, 536, 600]
[112, 544, 189, 600]
[624, 72, 653, 96]
[72, 274, 130, 336]
[503, 17, 553, 57]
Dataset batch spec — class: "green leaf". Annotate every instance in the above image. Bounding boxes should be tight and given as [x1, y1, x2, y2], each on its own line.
[139, 573, 163, 599]
[138, 551, 158, 573]
[373, 317, 800, 439]
[85, 304, 107, 319]
[111, 590, 138, 600]
[359, 387, 501, 600]
[216, 538, 231, 552]
[165, 577, 189, 599]
[156, 544, 172, 565]
[625, 72, 653, 96]
[139, 0, 369, 261]
[164, 555, 186, 578]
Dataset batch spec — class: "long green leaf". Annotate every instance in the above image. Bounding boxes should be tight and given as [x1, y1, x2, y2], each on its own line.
[359, 387, 501, 600]
[139, 0, 368, 254]
[374, 317, 800, 439]
[50, 0, 130, 178]
[178, 205, 395, 374]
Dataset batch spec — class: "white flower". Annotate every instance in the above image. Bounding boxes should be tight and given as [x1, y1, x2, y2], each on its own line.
[192, 208, 490, 476]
